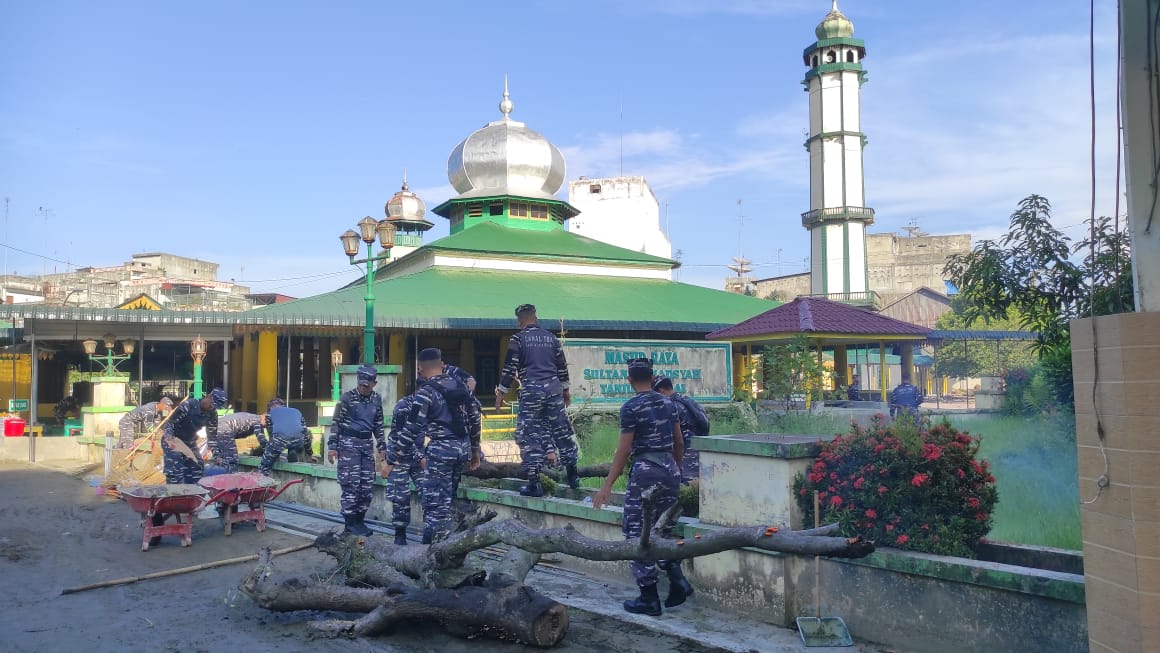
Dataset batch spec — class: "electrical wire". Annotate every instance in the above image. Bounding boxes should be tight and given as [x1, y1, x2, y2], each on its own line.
[0, 241, 91, 269]
[1081, 0, 1112, 506]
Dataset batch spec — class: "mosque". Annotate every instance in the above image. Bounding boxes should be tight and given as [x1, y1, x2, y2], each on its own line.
[2, 1, 938, 429]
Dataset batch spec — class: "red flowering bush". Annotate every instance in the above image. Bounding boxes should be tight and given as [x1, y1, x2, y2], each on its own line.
[792, 416, 999, 558]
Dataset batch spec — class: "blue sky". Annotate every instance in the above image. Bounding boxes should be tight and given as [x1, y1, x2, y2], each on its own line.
[0, 0, 1121, 297]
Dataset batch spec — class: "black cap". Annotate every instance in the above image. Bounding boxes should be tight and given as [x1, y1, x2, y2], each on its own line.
[357, 365, 378, 385]
[418, 348, 442, 363]
[627, 357, 653, 372]
[651, 376, 673, 391]
[267, 397, 285, 411]
[515, 303, 536, 316]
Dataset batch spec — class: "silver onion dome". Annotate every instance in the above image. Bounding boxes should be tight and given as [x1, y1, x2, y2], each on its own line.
[384, 172, 433, 231]
[445, 79, 566, 202]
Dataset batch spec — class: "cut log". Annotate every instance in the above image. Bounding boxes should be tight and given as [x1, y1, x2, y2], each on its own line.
[465, 462, 611, 482]
[241, 547, 568, 647]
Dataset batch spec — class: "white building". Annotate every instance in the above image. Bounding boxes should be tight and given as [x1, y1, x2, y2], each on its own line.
[567, 176, 673, 276]
[802, 1, 874, 299]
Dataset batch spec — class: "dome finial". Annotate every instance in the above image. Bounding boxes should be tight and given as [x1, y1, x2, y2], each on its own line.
[832, 0, 839, 11]
[402, 167, 408, 191]
[499, 75, 514, 118]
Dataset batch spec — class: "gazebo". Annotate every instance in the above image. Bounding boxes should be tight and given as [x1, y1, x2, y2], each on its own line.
[706, 296, 931, 402]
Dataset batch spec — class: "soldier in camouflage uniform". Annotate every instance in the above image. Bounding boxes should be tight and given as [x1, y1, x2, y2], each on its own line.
[161, 388, 225, 485]
[116, 397, 173, 448]
[327, 365, 385, 537]
[495, 303, 580, 496]
[259, 398, 313, 475]
[384, 391, 423, 545]
[592, 358, 693, 616]
[651, 376, 708, 484]
[395, 348, 481, 544]
[209, 411, 263, 473]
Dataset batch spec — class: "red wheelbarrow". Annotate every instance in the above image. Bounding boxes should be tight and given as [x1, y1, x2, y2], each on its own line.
[198, 473, 303, 535]
[119, 484, 226, 552]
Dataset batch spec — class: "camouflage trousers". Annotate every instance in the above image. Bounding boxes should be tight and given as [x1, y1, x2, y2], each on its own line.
[116, 415, 146, 449]
[162, 437, 204, 485]
[387, 457, 424, 530]
[334, 436, 376, 516]
[259, 431, 306, 475]
[680, 447, 700, 484]
[515, 384, 579, 478]
[421, 438, 469, 541]
[623, 457, 681, 587]
[209, 435, 240, 473]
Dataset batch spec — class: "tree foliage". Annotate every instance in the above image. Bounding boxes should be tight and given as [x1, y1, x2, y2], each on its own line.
[942, 195, 1134, 404]
[761, 335, 826, 410]
[932, 297, 1036, 379]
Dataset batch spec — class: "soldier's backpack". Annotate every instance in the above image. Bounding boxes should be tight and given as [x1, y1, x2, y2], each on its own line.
[676, 395, 711, 436]
[425, 377, 473, 440]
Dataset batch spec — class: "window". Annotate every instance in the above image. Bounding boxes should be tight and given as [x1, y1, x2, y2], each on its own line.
[846, 51, 855, 63]
[510, 202, 528, 217]
[589, 184, 602, 194]
[811, 55, 819, 67]
[529, 204, 548, 220]
[467, 203, 483, 218]
[489, 202, 504, 216]
[825, 50, 836, 63]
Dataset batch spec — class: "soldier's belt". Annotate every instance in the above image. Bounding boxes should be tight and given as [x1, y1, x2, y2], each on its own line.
[341, 430, 374, 440]
[632, 450, 675, 466]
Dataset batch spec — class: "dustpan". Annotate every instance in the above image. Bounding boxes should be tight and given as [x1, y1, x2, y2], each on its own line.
[796, 491, 853, 647]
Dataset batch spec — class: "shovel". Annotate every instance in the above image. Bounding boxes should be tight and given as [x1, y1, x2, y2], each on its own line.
[796, 490, 854, 647]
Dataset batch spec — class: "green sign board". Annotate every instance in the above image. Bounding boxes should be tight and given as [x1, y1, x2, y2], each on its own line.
[563, 339, 733, 404]
[8, 399, 29, 412]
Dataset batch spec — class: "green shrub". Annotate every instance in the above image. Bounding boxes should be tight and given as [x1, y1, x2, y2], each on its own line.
[677, 480, 699, 518]
[793, 416, 999, 558]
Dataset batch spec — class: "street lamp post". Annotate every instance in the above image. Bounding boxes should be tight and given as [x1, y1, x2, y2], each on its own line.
[330, 349, 343, 402]
[190, 335, 207, 399]
[340, 217, 396, 365]
[82, 333, 135, 375]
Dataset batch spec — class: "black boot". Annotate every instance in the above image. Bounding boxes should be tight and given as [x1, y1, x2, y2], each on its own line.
[394, 526, 408, 546]
[623, 583, 662, 616]
[351, 512, 372, 536]
[664, 563, 695, 608]
[421, 526, 433, 545]
[520, 475, 544, 497]
[342, 513, 356, 535]
[565, 464, 581, 490]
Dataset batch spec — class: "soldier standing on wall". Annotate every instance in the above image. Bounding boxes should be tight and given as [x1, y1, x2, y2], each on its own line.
[495, 303, 580, 496]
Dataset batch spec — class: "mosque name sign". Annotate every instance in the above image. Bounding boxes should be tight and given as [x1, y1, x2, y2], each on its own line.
[563, 339, 732, 404]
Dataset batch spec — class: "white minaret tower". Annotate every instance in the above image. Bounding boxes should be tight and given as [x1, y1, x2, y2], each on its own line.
[802, 1, 874, 299]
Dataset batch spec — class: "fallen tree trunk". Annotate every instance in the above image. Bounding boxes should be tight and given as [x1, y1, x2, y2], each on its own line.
[241, 547, 568, 646]
[465, 461, 611, 482]
[240, 489, 874, 648]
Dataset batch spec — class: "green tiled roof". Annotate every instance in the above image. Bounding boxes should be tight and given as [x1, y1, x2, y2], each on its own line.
[409, 221, 676, 269]
[252, 267, 775, 332]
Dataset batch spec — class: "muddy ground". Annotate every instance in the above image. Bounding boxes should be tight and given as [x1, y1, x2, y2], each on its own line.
[0, 462, 745, 653]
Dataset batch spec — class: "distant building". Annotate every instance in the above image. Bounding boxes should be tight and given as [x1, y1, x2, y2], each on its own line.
[750, 232, 971, 308]
[9, 252, 255, 311]
[567, 176, 673, 274]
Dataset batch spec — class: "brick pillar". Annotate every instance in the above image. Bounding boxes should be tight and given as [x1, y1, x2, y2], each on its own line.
[1072, 312, 1160, 652]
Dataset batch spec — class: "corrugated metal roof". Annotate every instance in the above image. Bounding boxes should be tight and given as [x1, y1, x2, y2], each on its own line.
[928, 329, 1038, 341]
[706, 296, 930, 340]
[250, 267, 775, 332]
